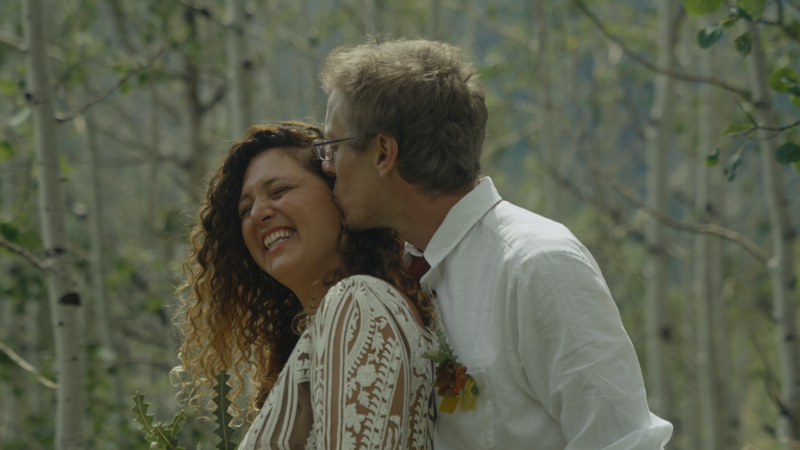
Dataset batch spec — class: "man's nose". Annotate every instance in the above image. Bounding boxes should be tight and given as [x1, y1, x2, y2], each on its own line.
[322, 159, 336, 177]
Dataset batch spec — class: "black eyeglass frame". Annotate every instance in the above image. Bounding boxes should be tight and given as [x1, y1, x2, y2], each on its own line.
[312, 137, 356, 160]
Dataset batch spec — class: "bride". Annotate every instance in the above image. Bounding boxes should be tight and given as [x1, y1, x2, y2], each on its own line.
[174, 121, 435, 449]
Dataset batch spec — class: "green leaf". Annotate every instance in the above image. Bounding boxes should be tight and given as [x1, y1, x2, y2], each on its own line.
[734, 32, 753, 56]
[721, 123, 754, 135]
[775, 142, 800, 164]
[684, 0, 725, 16]
[212, 371, 237, 450]
[790, 95, 800, 108]
[145, 298, 163, 313]
[767, 67, 800, 93]
[168, 410, 186, 440]
[724, 153, 742, 181]
[0, 79, 16, 95]
[733, 7, 753, 22]
[131, 392, 156, 436]
[0, 223, 20, 242]
[0, 142, 14, 162]
[720, 14, 739, 29]
[698, 24, 725, 49]
[705, 148, 720, 167]
[737, 0, 765, 18]
[119, 79, 132, 95]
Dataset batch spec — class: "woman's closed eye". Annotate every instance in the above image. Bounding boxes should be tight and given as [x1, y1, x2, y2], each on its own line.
[271, 186, 289, 197]
[239, 205, 252, 219]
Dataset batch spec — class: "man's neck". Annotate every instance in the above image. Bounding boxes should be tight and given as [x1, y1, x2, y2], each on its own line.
[390, 182, 476, 251]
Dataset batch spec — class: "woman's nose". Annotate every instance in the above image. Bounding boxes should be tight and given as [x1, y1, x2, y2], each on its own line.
[250, 198, 274, 223]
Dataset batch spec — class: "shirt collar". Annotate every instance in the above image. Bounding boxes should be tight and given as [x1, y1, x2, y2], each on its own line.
[404, 177, 502, 273]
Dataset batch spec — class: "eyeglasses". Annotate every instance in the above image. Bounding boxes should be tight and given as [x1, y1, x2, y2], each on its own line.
[312, 137, 355, 161]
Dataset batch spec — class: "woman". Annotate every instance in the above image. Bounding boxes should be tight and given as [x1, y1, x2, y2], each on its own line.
[174, 121, 435, 450]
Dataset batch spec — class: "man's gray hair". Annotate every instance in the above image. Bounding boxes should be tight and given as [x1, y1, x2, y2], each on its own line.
[320, 37, 488, 194]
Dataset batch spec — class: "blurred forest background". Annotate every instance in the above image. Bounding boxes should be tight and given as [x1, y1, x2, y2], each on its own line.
[0, 0, 799, 449]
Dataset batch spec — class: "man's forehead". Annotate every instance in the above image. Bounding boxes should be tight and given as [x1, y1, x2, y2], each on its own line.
[325, 90, 347, 135]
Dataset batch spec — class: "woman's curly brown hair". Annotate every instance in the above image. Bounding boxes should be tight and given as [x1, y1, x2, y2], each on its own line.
[173, 121, 433, 422]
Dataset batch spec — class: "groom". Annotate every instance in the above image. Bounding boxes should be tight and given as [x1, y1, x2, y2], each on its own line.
[318, 38, 672, 449]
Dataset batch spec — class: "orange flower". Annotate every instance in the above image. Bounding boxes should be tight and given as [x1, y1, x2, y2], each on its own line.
[452, 365, 469, 395]
[434, 362, 471, 398]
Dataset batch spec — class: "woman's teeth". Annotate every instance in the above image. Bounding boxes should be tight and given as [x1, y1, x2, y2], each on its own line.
[263, 229, 295, 249]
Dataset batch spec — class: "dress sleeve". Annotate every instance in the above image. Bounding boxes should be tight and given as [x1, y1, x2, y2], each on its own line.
[309, 277, 431, 450]
[516, 250, 673, 449]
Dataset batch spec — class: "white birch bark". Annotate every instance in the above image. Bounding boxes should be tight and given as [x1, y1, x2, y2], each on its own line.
[745, 23, 800, 447]
[24, 0, 85, 448]
[644, 0, 678, 421]
[227, 0, 252, 139]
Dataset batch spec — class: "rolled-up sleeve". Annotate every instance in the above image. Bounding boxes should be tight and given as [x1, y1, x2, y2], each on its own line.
[516, 250, 673, 450]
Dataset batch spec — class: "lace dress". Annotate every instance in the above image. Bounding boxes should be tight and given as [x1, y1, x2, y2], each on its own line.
[238, 275, 435, 450]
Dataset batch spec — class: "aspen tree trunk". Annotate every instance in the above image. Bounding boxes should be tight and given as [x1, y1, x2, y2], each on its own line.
[362, 0, 377, 35]
[0, 297, 14, 445]
[533, 1, 562, 222]
[227, 0, 252, 138]
[459, 0, 478, 48]
[426, 0, 439, 40]
[644, 0, 678, 422]
[745, 23, 800, 447]
[24, 0, 85, 448]
[24, 298, 42, 417]
[695, 41, 730, 450]
[147, 84, 160, 228]
[78, 106, 122, 432]
[184, 11, 211, 205]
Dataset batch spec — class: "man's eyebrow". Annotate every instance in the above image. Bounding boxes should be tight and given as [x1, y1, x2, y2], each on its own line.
[238, 176, 283, 205]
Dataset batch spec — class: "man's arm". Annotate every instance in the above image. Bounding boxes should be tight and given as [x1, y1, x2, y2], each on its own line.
[515, 249, 673, 449]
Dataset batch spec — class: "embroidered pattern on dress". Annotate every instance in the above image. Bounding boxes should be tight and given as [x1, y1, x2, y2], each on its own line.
[238, 275, 434, 450]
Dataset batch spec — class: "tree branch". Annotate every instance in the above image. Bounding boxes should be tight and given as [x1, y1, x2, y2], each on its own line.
[575, 145, 771, 265]
[0, 339, 58, 389]
[571, 0, 752, 100]
[0, 30, 67, 60]
[55, 49, 165, 123]
[0, 235, 48, 272]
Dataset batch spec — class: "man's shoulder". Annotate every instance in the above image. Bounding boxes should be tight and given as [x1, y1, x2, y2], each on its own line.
[475, 201, 587, 262]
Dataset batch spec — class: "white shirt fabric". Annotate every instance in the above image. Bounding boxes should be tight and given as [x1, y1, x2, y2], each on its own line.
[406, 178, 672, 450]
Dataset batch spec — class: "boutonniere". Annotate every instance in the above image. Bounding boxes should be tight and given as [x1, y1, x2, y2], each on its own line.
[422, 328, 480, 413]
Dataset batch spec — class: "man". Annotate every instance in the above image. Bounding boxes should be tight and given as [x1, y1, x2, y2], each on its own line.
[317, 38, 672, 449]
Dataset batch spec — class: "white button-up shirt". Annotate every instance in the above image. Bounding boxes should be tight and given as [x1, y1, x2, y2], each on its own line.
[407, 178, 672, 450]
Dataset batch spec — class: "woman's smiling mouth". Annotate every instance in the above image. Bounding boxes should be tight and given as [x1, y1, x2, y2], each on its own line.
[263, 229, 296, 250]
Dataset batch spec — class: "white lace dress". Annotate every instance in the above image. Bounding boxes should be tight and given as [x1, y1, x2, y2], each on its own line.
[238, 275, 434, 450]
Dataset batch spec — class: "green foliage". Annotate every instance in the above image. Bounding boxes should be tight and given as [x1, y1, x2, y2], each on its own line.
[733, 6, 754, 22]
[724, 153, 742, 181]
[734, 32, 753, 56]
[131, 391, 186, 450]
[683, 0, 724, 16]
[775, 142, 800, 165]
[767, 67, 800, 93]
[705, 148, 720, 166]
[0, 141, 14, 162]
[212, 370, 238, 450]
[421, 329, 457, 364]
[697, 24, 724, 49]
[721, 123, 754, 135]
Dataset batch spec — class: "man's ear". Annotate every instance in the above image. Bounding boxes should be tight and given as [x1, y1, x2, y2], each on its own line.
[374, 133, 399, 178]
